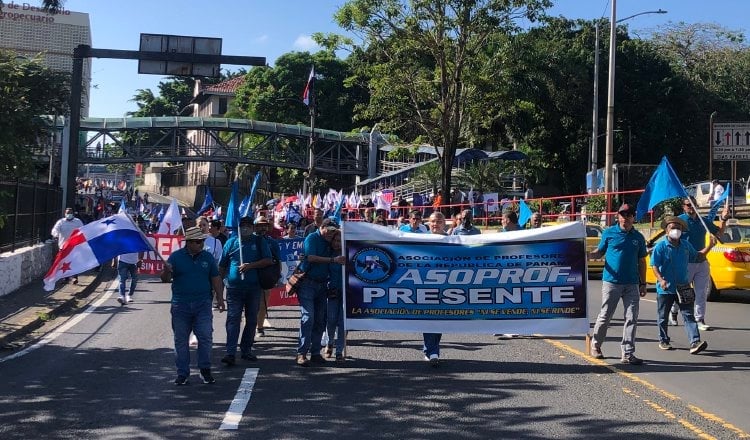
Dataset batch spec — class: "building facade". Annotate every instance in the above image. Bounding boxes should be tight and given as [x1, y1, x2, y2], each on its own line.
[0, 2, 92, 116]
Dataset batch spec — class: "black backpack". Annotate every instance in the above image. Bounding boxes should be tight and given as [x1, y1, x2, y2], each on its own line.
[255, 235, 281, 289]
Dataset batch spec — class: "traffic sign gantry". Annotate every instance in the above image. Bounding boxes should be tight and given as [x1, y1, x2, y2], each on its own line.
[713, 122, 750, 161]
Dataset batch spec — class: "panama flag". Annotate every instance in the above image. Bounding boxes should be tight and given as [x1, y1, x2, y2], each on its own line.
[302, 66, 314, 106]
[43, 213, 152, 291]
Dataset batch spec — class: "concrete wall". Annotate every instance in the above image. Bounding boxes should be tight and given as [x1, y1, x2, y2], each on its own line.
[0, 242, 57, 297]
[169, 186, 199, 211]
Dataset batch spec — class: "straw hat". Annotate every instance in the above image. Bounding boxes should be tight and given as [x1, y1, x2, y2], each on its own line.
[660, 216, 688, 231]
[184, 226, 207, 241]
[254, 216, 270, 225]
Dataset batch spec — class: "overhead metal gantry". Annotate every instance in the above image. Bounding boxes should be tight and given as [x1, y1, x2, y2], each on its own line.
[78, 117, 371, 176]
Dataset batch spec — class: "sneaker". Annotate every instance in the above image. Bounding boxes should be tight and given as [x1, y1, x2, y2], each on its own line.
[116, 296, 126, 305]
[125, 295, 133, 303]
[310, 354, 326, 364]
[658, 341, 673, 350]
[621, 354, 643, 365]
[668, 313, 678, 326]
[324, 345, 333, 358]
[690, 340, 708, 355]
[221, 354, 236, 366]
[296, 354, 310, 367]
[72, 277, 78, 285]
[199, 368, 215, 384]
[591, 347, 604, 359]
[697, 321, 711, 331]
[335, 354, 345, 362]
[255, 328, 265, 337]
[240, 352, 257, 361]
[428, 353, 440, 367]
[174, 375, 189, 386]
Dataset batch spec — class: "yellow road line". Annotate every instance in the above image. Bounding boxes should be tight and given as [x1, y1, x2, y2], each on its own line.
[544, 338, 749, 439]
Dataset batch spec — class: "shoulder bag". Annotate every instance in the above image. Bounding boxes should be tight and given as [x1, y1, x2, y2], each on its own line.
[675, 283, 696, 304]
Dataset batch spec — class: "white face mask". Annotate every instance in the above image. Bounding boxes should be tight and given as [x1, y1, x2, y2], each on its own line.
[65, 213, 74, 220]
[668, 229, 682, 240]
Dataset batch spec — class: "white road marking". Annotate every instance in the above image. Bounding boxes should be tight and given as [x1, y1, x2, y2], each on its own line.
[0, 279, 118, 364]
[219, 368, 259, 430]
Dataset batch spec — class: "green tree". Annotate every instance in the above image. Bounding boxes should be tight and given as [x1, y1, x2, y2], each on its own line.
[0, 51, 69, 178]
[334, 0, 550, 200]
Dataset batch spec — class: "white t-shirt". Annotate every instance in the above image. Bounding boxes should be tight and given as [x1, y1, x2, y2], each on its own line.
[118, 252, 140, 265]
[204, 235, 222, 264]
[51, 217, 84, 247]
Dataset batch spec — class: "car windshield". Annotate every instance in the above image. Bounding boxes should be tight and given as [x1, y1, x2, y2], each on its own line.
[721, 225, 750, 243]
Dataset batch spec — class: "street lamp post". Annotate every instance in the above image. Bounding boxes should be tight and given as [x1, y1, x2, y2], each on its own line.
[596, 5, 666, 197]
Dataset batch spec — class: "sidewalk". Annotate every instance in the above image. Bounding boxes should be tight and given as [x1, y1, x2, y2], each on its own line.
[0, 269, 109, 348]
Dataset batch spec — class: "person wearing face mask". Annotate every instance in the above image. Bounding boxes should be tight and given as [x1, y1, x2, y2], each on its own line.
[218, 216, 273, 366]
[51, 207, 85, 285]
[587, 203, 647, 365]
[651, 217, 710, 355]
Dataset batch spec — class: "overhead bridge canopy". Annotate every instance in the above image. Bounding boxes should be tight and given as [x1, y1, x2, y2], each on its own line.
[78, 116, 370, 176]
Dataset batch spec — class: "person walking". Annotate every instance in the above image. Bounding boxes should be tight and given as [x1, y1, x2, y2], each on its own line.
[114, 252, 140, 304]
[672, 196, 728, 330]
[587, 203, 647, 365]
[304, 208, 325, 237]
[651, 216, 710, 355]
[160, 227, 225, 385]
[423, 211, 448, 366]
[324, 230, 346, 361]
[51, 207, 85, 285]
[219, 217, 273, 366]
[253, 216, 280, 338]
[451, 209, 481, 235]
[296, 219, 346, 367]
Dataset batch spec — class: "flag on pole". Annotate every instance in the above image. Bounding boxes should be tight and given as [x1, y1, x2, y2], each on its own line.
[707, 181, 730, 220]
[302, 66, 314, 106]
[197, 186, 214, 215]
[225, 180, 241, 229]
[332, 191, 347, 223]
[43, 213, 152, 291]
[636, 156, 688, 220]
[118, 198, 127, 214]
[158, 198, 182, 234]
[243, 171, 262, 218]
[518, 199, 532, 227]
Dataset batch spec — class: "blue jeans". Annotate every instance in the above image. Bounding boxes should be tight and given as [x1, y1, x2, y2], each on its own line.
[657, 293, 700, 344]
[423, 333, 442, 357]
[225, 286, 262, 356]
[591, 282, 640, 355]
[171, 299, 214, 377]
[117, 262, 137, 297]
[325, 293, 345, 356]
[297, 278, 327, 356]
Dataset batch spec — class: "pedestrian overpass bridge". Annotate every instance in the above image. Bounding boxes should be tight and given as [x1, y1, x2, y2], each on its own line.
[77, 116, 372, 176]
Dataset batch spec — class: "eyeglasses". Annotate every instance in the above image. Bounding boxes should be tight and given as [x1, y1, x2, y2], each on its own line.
[683, 203, 693, 207]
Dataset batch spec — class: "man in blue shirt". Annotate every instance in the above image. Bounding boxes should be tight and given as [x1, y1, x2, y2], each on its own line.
[651, 216, 708, 355]
[219, 216, 273, 366]
[399, 210, 428, 233]
[451, 209, 481, 235]
[296, 218, 346, 366]
[588, 203, 647, 365]
[161, 227, 225, 385]
[674, 196, 726, 330]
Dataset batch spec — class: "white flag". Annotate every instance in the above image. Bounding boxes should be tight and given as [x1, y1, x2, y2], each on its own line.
[158, 198, 182, 234]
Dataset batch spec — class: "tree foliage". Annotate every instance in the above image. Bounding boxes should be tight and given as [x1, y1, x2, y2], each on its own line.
[0, 51, 69, 178]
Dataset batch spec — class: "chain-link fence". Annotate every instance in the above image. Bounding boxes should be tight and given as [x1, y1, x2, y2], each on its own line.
[0, 180, 62, 253]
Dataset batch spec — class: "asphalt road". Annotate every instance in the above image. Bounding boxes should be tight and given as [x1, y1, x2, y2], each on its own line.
[0, 277, 747, 439]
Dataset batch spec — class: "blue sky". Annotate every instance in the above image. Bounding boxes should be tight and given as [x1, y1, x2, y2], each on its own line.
[61, 0, 750, 119]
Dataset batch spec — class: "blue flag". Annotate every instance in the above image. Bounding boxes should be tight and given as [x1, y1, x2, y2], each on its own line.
[706, 181, 730, 220]
[240, 172, 262, 219]
[518, 199, 532, 227]
[636, 156, 688, 220]
[332, 192, 346, 224]
[118, 198, 127, 214]
[225, 181, 240, 229]
[197, 186, 214, 215]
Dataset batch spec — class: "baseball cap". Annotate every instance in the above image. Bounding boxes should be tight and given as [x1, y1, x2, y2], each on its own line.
[617, 203, 635, 216]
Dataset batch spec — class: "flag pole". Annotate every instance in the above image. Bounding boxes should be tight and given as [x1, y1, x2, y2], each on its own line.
[122, 212, 168, 264]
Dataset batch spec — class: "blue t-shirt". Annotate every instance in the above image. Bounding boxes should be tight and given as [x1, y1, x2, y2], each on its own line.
[651, 238, 697, 295]
[678, 213, 718, 253]
[219, 234, 272, 288]
[300, 230, 333, 282]
[166, 248, 219, 303]
[596, 225, 647, 284]
[399, 224, 424, 233]
[452, 224, 481, 235]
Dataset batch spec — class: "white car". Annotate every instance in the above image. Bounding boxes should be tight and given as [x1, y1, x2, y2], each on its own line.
[684, 181, 745, 207]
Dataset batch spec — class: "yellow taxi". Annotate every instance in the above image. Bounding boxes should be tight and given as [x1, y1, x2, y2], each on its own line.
[543, 222, 604, 277]
[645, 219, 750, 301]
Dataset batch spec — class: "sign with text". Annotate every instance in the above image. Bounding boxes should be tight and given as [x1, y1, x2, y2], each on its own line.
[343, 222, 589, 336]
[713, 122, 750, 161]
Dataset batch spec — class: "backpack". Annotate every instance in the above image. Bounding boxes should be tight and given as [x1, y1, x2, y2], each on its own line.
[255, 235, 281, 289]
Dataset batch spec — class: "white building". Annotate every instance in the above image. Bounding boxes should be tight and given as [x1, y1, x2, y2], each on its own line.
[0, 2, 92, 116]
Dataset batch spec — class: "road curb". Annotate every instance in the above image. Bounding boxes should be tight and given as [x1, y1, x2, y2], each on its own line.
[0, 268, 109, 348]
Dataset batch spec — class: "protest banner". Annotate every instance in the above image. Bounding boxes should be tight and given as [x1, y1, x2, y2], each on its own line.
[343, 222, 589, 336]
[268, 237, 304, 307]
